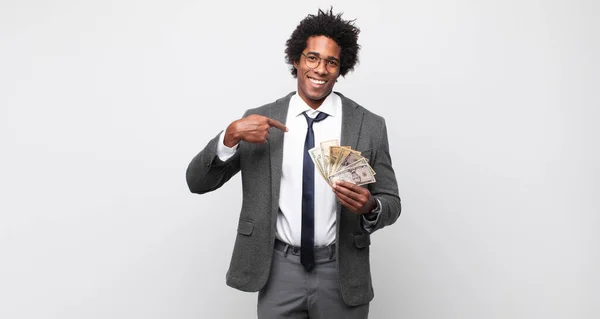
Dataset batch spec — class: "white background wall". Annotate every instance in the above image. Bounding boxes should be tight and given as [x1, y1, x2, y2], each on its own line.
[1, 0, 598, 318]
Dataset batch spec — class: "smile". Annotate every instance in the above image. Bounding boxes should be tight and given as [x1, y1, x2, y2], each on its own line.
[309, 77, 327, 85]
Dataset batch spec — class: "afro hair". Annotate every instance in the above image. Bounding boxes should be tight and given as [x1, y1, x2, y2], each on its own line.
[285, 8, 361, 78]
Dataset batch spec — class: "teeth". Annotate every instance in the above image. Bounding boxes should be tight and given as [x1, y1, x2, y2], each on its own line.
[309, 78, 326, 85]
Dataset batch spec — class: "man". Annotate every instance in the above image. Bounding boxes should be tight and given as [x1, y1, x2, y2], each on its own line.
[186, 8, 401, 318]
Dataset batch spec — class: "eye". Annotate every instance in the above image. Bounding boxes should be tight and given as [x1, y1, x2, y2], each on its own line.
[307, 55, 318, 61]
[327, 60, 339, 67]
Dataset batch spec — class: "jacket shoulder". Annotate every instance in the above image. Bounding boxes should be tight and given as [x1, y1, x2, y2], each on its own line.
[337, 92, 386, 124]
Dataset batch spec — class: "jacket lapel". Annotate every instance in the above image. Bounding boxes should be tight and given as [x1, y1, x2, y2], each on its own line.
[269, 92, 294, 217]
[339, 92, 363, 153]
[337, 93, 364, 231]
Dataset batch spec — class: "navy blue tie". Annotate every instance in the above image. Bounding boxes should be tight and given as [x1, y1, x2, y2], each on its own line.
[301, 111, 329, 271]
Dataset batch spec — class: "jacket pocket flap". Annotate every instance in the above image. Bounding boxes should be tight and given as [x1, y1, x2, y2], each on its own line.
[354, 233, 371, 248]
[237, 219, 254, 235]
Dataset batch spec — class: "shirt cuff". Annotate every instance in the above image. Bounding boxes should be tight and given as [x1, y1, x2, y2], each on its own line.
[216, 130, 239, 162]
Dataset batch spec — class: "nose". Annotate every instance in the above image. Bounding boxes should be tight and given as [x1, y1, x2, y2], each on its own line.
[314, 60, 329, 75]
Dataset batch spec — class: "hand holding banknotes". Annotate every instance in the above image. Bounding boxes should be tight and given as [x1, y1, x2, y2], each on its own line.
[310, 140, 378, 214]
[332, 180, 377, 215]
[224, 115, 288, 147]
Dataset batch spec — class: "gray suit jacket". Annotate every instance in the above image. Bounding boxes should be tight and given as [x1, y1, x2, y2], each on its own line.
[186, 92, 401, 306]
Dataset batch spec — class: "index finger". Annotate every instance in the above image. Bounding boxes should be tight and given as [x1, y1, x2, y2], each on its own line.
[334, 180, 363, 192]
[266, 118, 288, 132]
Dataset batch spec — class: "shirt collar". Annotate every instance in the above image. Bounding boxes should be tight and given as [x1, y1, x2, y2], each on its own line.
[290, 91, 339, 118]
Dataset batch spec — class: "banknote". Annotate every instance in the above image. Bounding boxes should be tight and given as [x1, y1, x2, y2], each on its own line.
[320, 140, 339, 177]
[308, 147, 328, 181]
[328, 164, 376, 186]
[342, 157, 376, 176]
[328, 146, 351, 175]
[331, 148, 362, 175]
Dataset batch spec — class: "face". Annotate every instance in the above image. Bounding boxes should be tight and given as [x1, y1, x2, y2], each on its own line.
[293, 36, 341, 109]
[351, 171, 361, 183]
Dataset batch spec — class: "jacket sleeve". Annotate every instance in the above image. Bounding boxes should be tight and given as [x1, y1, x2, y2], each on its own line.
[186, 131, 242, 194]
[366, 119, 402, 233]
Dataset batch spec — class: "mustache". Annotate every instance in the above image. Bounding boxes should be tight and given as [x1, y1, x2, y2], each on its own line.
[303, 70, 337, 82]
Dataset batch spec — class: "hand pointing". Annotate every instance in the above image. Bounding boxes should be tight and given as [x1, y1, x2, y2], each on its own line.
[224, 114, 288, 147]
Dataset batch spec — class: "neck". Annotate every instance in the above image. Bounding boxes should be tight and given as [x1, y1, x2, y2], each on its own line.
[297, 91, 330, 110]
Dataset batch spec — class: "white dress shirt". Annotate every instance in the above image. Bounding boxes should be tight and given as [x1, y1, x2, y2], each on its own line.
[216, 92, 378, 247]
[276, 93, 341, 247]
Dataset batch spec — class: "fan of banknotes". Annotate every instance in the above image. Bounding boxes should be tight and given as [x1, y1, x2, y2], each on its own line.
[309, 140, 376, 186]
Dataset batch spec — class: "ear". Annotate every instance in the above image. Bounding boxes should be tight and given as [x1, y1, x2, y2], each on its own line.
[293, 60, 298, 70]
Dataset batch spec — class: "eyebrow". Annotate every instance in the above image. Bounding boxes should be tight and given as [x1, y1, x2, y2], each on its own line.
[306, 51, 340, 62]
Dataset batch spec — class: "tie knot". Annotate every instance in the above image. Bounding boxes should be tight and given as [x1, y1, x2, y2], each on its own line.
[303, 111, 329, 128]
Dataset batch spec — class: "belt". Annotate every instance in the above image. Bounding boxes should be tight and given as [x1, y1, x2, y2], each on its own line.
[274, 238, 336, 260]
